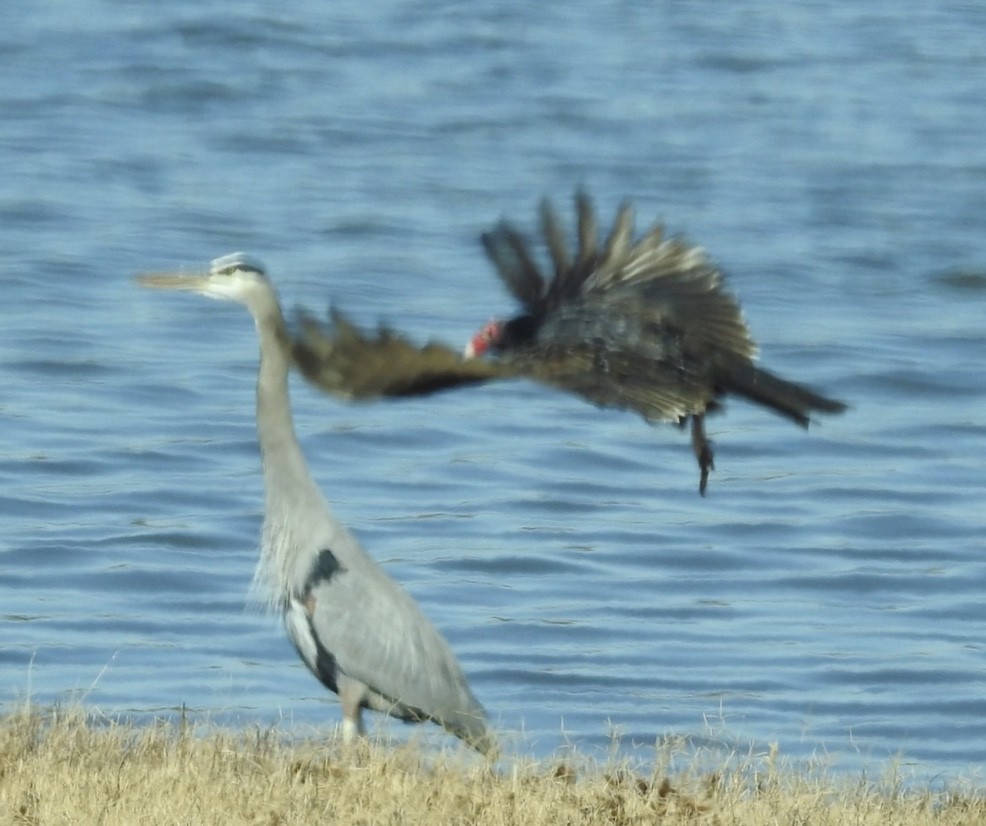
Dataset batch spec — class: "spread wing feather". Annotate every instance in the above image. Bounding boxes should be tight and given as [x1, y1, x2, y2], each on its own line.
[540, 198, 570, 280]
[480, 225, 545, 312]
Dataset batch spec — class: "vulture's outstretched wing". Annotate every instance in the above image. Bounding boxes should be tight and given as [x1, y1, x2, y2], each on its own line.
[292, 309, 513, 400]
[290, 306, 718, 424]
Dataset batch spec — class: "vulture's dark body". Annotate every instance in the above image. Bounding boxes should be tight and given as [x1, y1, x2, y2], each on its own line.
[292, 192, 845, 493]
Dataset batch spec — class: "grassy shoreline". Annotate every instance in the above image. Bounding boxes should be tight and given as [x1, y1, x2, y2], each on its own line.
[1, 706, 981, 825]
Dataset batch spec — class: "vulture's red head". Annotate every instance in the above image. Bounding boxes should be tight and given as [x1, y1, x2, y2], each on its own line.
[464, 319, 504, 358]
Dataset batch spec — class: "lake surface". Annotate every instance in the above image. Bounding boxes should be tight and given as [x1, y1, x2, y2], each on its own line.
[2, 0, 985, 785]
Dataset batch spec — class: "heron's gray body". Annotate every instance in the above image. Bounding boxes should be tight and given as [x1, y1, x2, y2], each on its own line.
[140, 254, 493, 754]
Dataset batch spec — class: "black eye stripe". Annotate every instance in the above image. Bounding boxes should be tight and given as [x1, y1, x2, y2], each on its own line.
[209, 252, 266, 276]
[218, 263, 263, 276]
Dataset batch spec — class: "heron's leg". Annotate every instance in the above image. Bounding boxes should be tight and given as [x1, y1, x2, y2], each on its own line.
[338, 677, 367, 743]
[690, 414, 714, 496]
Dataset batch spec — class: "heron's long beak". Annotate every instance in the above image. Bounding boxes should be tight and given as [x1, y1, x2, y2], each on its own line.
[135, 272, 210, 292]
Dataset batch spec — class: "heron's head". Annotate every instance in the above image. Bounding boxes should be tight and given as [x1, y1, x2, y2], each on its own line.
[137, 253, 272, 306]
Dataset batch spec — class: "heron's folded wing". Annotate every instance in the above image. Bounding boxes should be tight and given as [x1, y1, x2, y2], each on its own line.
[298, 551, 492, 750]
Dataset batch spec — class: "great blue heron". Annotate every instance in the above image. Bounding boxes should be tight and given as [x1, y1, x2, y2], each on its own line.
[292, 192, 846, 494]
[138, 253, 495, 755]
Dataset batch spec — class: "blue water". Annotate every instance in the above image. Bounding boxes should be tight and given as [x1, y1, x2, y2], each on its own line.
[2, 1, 985, 784]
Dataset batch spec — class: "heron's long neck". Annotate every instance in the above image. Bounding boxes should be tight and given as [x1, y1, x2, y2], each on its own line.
[251, 291, 327, 610]
[254, 309, 318, 503]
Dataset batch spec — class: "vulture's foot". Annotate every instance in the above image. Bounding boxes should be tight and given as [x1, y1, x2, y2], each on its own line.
[690, 414, 715, 496]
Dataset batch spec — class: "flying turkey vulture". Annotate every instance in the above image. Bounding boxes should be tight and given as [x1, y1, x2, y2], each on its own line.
[292, 192, 846, 494]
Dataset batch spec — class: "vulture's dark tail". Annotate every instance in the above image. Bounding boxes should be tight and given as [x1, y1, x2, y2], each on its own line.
[720, 360, 846, 427]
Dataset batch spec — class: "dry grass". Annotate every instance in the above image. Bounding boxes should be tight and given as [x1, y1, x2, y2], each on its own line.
[0, 706, 982, 825]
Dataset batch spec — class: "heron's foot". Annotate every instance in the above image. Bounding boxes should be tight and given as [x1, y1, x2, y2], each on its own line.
[341, 717, 362, 745]
[690, 415, 715, 496]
